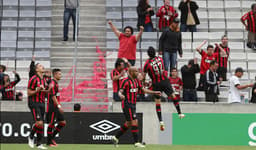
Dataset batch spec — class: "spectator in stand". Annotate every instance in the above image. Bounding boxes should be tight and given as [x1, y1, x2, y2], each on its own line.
[181, 58, 200, 101]
[63, 0, 79, 41]
[137, 0, 155, 32]
[168, 68, 183, 101]
[205, 61, 220, 102]
[178, 0, 200, 32]
[159, 18, 182, 74]
[214, 35, 230, 81]
[228, 67, 253, 104]
[250, 76, 256, 103]
[156, 0, 178, 31]
[1, 71, 21, 100]
[111, 58, 126, 101]
[241, 3, 256, 49]
[196, 40, 217, 91]
[108, 20, 144, 66]
[74, 103, 81, 112]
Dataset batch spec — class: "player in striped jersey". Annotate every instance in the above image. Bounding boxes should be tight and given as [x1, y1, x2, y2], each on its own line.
[46, 69, 66, 147]
[27, 63, 48, 149]
[143, 47, 185, 131]
[112, 66, 161, 148]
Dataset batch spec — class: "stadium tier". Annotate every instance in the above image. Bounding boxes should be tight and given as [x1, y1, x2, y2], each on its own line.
[1, 0, 256, 111]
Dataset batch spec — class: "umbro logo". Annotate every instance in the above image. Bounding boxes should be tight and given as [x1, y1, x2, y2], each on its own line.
[89, 120, 120, 134]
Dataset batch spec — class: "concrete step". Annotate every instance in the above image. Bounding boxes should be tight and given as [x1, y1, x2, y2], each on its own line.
[52, 19, 106, 26]
[53, 0, 106, 5]
[52, 8, 105, 15]
[51, 35, 105, 43]
[51, 51, 102, 57]
[51, 46, 107, 52]
[51, 41, 106, 47]
[51, 15, 106, 22]
[51, 30, 106, 37]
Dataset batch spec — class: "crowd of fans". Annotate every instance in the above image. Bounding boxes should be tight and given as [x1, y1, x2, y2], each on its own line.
[109, 0, 256, 103]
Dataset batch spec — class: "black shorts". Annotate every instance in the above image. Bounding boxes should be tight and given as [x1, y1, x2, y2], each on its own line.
[122, 103, 136, 121]
[46, 107, 65, 124]
[152, 79, 174, 98]
[29, 102, 45, 122]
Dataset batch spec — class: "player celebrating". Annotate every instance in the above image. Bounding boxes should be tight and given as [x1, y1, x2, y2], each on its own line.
[112, 67, 161, 148]
[46, 69, 66, 147]
[143, 47, 185, 131]
[1, 71, 21, 100]
[27, 63, 47, 149]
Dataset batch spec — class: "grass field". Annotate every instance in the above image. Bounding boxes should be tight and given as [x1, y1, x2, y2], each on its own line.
[1, 144, 255, 150]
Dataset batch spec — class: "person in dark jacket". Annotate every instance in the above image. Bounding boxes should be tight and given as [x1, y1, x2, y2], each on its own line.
[181, 58, 200, 101]
[205, 61, 221, 102]
[178, 0, 200, 32]
[250, 76, 256, 103]
[137, 0, 155, 32]
[159, 18, 182, 74]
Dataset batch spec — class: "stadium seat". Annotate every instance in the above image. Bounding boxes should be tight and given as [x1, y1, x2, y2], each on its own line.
[16, 51, 33, 59]
[3, 9, 18, 17]
[224, 0, 241, 9]
[1, 20, 17, 28]
[207, 1, 224, 9]
[123, 0, 138, 7]
[19, 20, 34, 28]
[0, 50, 16, 59]
[106, 0, 121, 7]
[3, 0, 18, 6]
[230, 62, 247, 71]
[1, 31, 17, 41]
[20, 0, 35, 6]
[229, 52, 246, 61]
[20, 10, 35, 17]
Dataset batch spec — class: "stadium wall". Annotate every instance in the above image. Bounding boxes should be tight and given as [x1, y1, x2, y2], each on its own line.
[113, 102, 256, 145]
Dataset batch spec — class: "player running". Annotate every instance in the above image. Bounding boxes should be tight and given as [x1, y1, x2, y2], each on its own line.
[143, 47, 185, 131]
[46, 69, 66, 147]
[112, 67, 161, 148]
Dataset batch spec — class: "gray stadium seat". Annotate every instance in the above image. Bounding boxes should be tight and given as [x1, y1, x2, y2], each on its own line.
[36, 0, 51, 6]
[18, 41, 34, 49]
[106, 12, 122, 19]
[1, 20, 18, 28]
[20, 0, 35, 6]
[36, 21, 51, 28]
[0, 50, 15, 58]
[1, 31, 17, 41]
[34, 50, 50, 58]
[35, 41, 51, 49]
[36, 10, 51, 18]
[16, 51, 33, 58]
[20, 10, 35, 17]
[207, 1, 224, 9]
[106, 0, 121, 7]
[1, 41, 17, 48]
[35, 31, 51, 39]
[18, 31, 34, 39]
[3, 0, 18, 6]
[224, 0, 241, 9]
[19, 21, 34, 28]
[123, 0, 138, 7]
[3, 9, 18, 17]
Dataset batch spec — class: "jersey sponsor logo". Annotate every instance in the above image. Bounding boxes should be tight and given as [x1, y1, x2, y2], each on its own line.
[89, 120, 120, 141]
[56, 93, 60, 96]
[130, 88, 138, 93]
[4, 88, 14, 92]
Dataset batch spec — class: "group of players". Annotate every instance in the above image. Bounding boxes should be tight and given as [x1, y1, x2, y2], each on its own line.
[27, 59, 66, 149]
[111, 47, 185, 148]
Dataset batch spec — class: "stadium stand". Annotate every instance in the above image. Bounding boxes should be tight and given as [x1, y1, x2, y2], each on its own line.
[1, 0, 256, 111]
[106, 0, 256, 102]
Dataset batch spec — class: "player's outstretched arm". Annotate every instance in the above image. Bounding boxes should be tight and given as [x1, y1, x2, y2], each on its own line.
[142, 88, 161, 96]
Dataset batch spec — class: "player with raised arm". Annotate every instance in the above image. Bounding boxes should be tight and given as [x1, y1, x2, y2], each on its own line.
[27, 63, 47, 149]
[143, 47, 185, 131]
[112, 67, 161, 148]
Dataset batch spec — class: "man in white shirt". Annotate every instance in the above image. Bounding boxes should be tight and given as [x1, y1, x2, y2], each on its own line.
[228, 68, 253, 103]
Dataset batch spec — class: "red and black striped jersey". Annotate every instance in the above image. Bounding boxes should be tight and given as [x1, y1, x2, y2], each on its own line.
[2, 82, 16, 100]
[27, 75, 47, 103]
[169, 77, 183, 96]
[214, 44, 230, 68]
[241, 11, 256, 33]
[47, 79, 60, 112]
[111, 69, 122, 93]
[143, 56, 167, 83]
[2, 74, 20, 100]
[120, 76, 142, 105]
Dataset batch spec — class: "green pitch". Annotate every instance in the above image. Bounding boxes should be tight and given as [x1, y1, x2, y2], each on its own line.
[1, 144, 255, 150]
